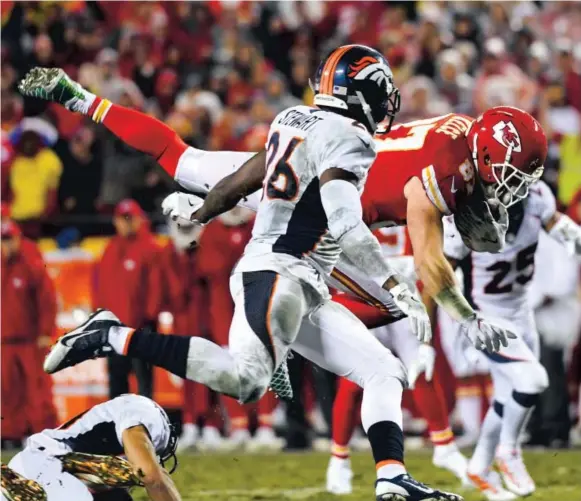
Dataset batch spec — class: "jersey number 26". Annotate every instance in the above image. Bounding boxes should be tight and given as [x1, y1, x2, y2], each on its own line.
[265, 131, 301, 201]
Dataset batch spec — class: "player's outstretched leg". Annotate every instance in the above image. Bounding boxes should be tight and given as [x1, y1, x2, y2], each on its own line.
[18, 67, 256, 196]
[44, 310, 268, 402]
[387, 323, 470, 487]
[485, 340, 547, 497]
[18, 67, 188, 176]
[44, 272, 301, 403]
[467, 404, 517, 501]
[294, 301, 463, 501]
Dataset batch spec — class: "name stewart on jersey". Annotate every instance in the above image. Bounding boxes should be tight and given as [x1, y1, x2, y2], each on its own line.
[276, 109, 324, 131]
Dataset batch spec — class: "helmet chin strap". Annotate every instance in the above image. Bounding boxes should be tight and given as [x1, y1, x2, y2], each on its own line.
[471, 131, 479, 172]
[355, 90, 377, 133]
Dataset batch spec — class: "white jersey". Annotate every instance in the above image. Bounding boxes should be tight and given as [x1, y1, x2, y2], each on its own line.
[26, 394, 171, 457]
[443, 181, 556, 317]
[235, 105, 376, 298]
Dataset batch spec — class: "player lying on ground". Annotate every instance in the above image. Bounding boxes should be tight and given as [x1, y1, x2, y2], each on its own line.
[6, 394, 180, 501]
[24, 46, 472, 501]
[437, 181, 581, 501]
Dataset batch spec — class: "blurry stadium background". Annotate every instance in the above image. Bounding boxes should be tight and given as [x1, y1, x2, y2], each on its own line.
[1, 1, 581, 499]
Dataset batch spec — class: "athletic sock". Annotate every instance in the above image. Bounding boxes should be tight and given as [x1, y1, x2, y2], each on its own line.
[331, 378, 363, 459]
[124, 329, 190, 377]
[498, 391, 539, 452]
[368, 421, 406, 479]
[108, 326, 133, 355]
[412, 376, 455, 446]
[121, 328, 242, 398]
[468, 401, 503, 475]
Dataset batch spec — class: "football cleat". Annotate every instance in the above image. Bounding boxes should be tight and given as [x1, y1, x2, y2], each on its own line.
[44, 309, 122, 374]
[432, 443, 471, 487]
[18, 67, 93, 113]
[376, 474, 464, 501]
[495, 450, 535, 496]
[467, 470, 517, 501]
[326, 456, 353, 495]
[1, 464, 47, 501]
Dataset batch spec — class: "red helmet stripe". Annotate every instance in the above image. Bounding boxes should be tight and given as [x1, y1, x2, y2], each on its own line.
[320, 45, 355, 95]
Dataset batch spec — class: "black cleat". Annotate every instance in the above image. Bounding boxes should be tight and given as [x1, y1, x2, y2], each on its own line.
[44, 309, 123, 374]
[375, 473, 464, 501]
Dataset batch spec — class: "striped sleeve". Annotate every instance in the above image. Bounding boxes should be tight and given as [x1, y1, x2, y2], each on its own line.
[421, 165, 451, 216]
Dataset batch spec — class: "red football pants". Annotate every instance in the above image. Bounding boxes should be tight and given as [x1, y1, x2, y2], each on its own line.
[1, 342, 56, 438]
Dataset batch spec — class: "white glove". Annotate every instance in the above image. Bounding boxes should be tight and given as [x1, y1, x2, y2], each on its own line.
[161, 192, 205, 225]
[389, 283, 432, 343]
[548, 214, 581, 256]
[460, 313, 516, 352]
[407, 343, 436, 389]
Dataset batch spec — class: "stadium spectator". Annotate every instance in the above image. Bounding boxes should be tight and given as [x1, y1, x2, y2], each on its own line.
[399, 75, 450, 122]
[92, 199, 162, 399]
[160, 218, 224, 451]
[56, 125, 102, 234]
[555, 38, 581, 114]
[264, 72, 302, 114]
[473, 37, 537, 115]
[1, 220, 58, 446]
[91, 47, 144, 107]
[8, 118, 62, 239]
[435, 48, 474, 115]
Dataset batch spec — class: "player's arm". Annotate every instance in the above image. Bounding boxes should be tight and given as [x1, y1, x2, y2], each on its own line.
[190, 150, 266, 224]
[543, 211, 581, 255]
[320, 166, 431, 343]
[406, 178, 465, 303]
[405, 177, 515, 351]
[122, 426, 181, 501]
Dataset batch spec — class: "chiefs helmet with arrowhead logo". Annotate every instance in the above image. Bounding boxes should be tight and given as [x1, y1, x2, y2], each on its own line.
[311, 44, 401, 133]
[466, 106, 547, 208]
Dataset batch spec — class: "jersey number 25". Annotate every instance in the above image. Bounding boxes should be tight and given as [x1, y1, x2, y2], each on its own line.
[265, 131, 301, 201]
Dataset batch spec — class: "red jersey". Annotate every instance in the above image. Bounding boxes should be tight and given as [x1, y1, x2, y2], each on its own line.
[92, 233, 163, 326]
[362, 114, 476, 227]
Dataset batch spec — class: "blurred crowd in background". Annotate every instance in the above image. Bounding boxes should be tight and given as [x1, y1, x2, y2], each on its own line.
[2, 1, 581, 238]
[1, 1, 581, 451]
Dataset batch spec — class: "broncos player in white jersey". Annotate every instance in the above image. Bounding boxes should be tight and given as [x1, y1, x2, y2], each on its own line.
[36, 45, 464, 501]
[440, 180, 581, 500]
[5, 394, 180, 501]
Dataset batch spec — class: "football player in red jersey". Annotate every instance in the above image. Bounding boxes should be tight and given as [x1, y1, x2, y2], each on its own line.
[18, 67, 538, 351]
[159, 108, 546, 342]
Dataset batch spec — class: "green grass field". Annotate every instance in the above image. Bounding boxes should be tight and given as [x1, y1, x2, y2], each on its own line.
[129, 449, 581, 501]
[3, 449, 580, 500]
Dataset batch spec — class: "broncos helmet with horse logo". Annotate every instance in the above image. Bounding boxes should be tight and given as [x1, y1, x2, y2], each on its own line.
[311, 44, 401, 133]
